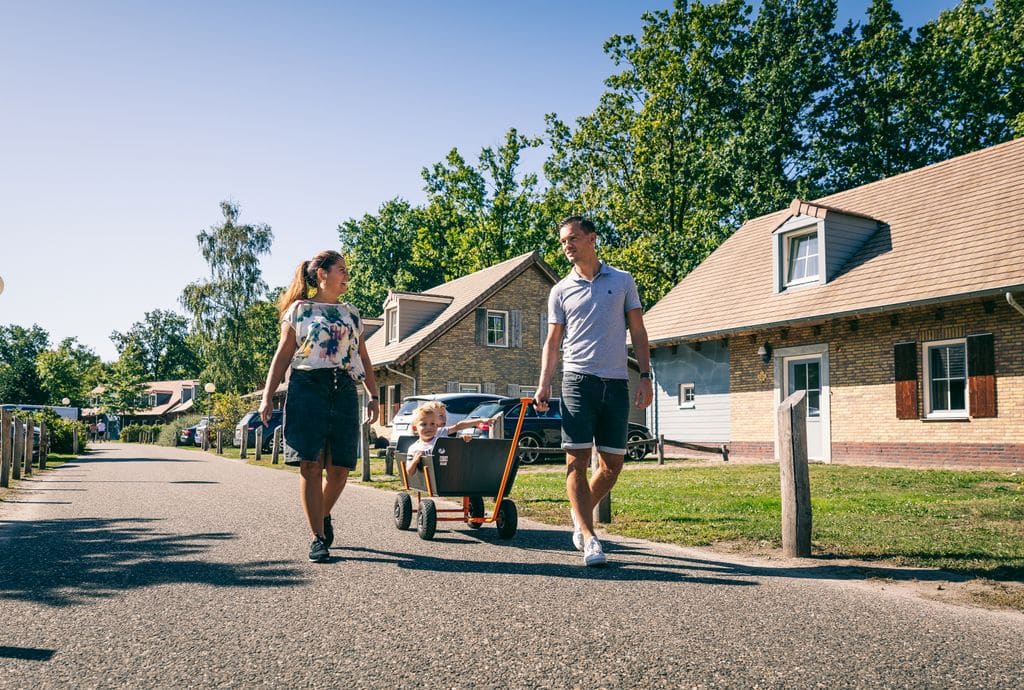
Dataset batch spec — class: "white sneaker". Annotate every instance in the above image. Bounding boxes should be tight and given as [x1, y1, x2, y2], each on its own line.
[583, 536, 606, 567]
[570, 510, 584, 551]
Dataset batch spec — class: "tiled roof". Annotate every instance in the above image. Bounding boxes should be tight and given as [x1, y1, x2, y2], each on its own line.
[644, 138, 1024, 343]
[364, 251, 558, 366]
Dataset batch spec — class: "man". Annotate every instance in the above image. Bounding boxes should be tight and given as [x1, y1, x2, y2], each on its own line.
[534, 216, 653, 566]
[95, 419, 106, 442]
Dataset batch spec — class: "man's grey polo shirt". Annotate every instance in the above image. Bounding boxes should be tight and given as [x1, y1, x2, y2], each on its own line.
[548, 261, 642, 380]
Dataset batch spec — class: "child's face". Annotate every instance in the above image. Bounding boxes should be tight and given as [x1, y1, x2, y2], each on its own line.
[414, 412, 439, 442]
[436, 408, 447, 427]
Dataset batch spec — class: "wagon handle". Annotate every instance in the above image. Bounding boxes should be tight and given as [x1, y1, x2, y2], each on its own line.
[486, 397, 532, 521]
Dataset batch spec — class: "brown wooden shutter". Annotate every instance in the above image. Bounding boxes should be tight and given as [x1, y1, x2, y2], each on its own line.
[475, 308, 487, 345]
[894, 342, 918, 419]
[510, 310, 522, 348]
[967, 333, 996, 417]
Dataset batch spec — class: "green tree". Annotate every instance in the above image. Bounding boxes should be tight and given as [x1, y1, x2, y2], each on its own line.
[180, 201, 273, 393]
[0, 324, 50, 404]
[102, 340, 147, 420]
[110, 309, 201, 381]
[35, 337, 102, 406]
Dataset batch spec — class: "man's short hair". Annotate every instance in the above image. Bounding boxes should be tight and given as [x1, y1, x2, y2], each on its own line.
[558, 216, 597, 234]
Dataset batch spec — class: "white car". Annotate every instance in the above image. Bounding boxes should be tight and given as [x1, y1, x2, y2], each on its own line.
[388, 393, 501, 447]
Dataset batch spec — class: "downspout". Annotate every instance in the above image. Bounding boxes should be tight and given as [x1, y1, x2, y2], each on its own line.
[385, 365, 416, 396]
[1007, 292, 1024, 319]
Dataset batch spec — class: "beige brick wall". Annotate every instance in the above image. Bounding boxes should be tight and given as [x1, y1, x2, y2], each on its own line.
[728, 296, 1024, 464]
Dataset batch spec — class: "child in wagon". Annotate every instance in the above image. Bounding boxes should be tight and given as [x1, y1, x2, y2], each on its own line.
[404, 402, 498, 473]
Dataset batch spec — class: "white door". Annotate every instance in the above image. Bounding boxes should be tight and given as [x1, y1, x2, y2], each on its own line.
[786, 356, 822, 459]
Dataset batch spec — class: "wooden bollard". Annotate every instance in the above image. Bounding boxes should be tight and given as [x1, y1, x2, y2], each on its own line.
[216, 429, 223, 455]
[72, 425, 79, 455]
[592, 446, 611, 524]
[657, 433, 665, 465]
[22, 422, 32, 476]
[271, 426, 281, 464]
[1, 410, 12, 487]
[778, 389, 812, 558]
[39, 421, 47, 469]
[239, 426, 248, 459]
[12, 419, 24, 480]
[254, 427, 263, 461]
[360, 421, 371, 482]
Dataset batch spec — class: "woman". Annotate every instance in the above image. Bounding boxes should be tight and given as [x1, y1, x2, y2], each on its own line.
[260, 250, 379, 562]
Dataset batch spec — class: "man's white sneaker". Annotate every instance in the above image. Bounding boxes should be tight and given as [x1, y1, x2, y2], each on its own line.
[571, 510, 584, 551]
[583, 536, 606, 567]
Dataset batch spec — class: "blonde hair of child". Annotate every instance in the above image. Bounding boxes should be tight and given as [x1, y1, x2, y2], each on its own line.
[425, 401, 447, 417]
[411, 404, 438, 426]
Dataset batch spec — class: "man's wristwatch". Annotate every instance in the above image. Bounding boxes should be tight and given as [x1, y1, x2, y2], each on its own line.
[639, 371, 653, 380]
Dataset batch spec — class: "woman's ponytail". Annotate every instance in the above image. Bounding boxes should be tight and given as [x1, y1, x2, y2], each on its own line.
[277, 251, 345, 318]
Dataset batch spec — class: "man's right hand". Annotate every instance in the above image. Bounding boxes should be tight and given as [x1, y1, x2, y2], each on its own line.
[259, 398, 273, 426]
[533, 385, 551, 412]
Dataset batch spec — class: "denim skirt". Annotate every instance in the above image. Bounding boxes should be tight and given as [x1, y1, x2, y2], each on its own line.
[283, 367, 359, 469]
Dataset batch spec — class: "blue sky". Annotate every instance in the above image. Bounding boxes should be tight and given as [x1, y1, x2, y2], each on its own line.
[0, 1, 959, 363]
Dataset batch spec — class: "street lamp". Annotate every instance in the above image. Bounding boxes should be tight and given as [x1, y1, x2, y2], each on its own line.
[0, 274, 5, 295]
[203, 383, 216, 448]
[61, 397, 70, 406]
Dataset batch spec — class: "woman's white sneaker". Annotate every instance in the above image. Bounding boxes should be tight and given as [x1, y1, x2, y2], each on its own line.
[583, 536, 606, 567]
[571, 510, 584, 551]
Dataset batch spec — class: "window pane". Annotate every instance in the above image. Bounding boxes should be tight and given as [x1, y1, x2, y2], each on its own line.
[807, 391, 820, 418]
[787, 233, 819, 283]
[949, 380, 966, 411]
[806, 255, 818, 277]
[931, 380, 949, 411]
[807, 364, 819, 390]
[946, 345, 966, 378]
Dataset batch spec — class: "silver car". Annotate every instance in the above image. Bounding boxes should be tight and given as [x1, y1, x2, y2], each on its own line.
[388, 393, 501, 447]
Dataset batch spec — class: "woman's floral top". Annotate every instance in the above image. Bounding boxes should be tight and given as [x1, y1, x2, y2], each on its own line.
[283, 300, 366, 380]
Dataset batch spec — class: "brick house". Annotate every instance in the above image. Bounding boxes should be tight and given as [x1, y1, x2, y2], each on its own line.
[366, 251, 560, 435]
[643, 139, 1024, 469]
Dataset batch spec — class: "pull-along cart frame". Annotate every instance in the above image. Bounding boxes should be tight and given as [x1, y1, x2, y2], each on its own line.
[393, 397, 532, 540]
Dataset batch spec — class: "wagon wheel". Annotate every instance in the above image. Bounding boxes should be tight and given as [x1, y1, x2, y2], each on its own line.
[393, 492, 412, 530]
[467, 495, 484, 529]
[417, 499, 437, 540]
[517, 433, 543, 464]
[495, 499, 518, 539]
[626, 430, 652, 462]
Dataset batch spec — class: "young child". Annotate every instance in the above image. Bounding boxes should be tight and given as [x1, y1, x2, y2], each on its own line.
[404, 402, 495, 474]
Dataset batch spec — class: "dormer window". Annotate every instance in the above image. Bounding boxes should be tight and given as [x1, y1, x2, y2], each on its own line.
[386, 306, 398, 344]
[786, 231, 819, 286]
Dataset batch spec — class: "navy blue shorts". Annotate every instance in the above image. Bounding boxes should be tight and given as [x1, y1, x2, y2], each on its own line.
[560, 372, 629, 455]
[283, 368, 359, 469]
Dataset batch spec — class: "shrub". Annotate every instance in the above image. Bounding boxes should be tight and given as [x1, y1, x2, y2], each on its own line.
[158, 414, 203, 446]
[23, 408, 88, 454]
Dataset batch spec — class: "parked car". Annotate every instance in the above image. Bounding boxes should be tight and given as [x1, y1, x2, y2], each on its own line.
[388, 393, 501, 447]
[463, 397, 657, 463]
[193, 416, 219, 446]
[179, 424, 198, 445]
[235, 409, 283, 450]
[4, 420, 39, 459]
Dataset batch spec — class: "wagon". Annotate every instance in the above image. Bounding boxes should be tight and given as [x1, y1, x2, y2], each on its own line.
[393, 398, 530, 540]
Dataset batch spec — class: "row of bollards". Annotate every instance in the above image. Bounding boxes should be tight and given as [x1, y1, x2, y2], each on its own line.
[0, 410, 50, 488]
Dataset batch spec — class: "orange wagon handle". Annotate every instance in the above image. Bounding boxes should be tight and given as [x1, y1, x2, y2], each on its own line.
[486, 397, 532, 520]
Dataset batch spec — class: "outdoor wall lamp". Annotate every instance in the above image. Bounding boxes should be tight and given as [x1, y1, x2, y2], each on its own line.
[757, 342, 773, 364]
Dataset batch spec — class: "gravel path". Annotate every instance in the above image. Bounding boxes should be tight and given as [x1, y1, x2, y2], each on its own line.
[1, 443, 1021, 689]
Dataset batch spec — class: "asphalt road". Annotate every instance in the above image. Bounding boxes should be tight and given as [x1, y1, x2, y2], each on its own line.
[1, 443, 1021, 689]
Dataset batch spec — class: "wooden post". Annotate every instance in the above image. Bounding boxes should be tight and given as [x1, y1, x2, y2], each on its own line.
[216, 429, 223, 455]
[254, 427, 263, 461]
[271, 426, 281, 464]
[360, 422, 371, 482]
[778, 389, 812, 558]
[72, 425, 79, 455]
[39, 421, 47, 469]
[201, 427, 209, 451]
[12, 419, 24, 480]
[1, 410, 12, 488]
[22, 421, 32, 476]
[657, 433, 665, 465]
[384, 445, 394, 475]
[592, 446, 611, 524]
[239, 426, 247, 459]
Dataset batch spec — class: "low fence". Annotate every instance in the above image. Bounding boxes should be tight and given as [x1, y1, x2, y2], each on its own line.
[1, 409, 51, 488]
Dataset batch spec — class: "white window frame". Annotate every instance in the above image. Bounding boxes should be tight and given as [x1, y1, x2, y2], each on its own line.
[784, 229, 820, 287]
[485, 309, 509, 348]
[386, 306, 398, 344]
[922, 337, 969, 420]
[678, 383, 695, 409]
[458, 383, 482, 393]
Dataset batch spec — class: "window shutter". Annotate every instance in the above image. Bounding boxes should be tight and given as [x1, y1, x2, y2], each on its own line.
[507, 384, 520, 397]
[475, 308, 487, 346]
[894, 342, 918, 419]
[446, 381, 459, 393]
[967, 333, 996, 417]
[539, 313, 548, 345]
[510, 310, 522, 348]
[483, 382, 496, 394]
[394, 384, 401, 408]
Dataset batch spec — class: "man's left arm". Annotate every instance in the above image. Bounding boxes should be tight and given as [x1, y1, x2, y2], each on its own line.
[627, 308, 653, 410]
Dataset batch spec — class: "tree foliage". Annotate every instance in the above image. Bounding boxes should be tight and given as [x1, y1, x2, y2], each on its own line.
[0, 324, 50, 404]
[35, 337, 103, 406]
[110, 309, 201, 382]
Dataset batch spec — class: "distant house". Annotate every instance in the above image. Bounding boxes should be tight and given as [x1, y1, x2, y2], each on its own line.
[643, 138, 1024, 469]
[84, 380, 202, 428]
[366, 251, 560, 430]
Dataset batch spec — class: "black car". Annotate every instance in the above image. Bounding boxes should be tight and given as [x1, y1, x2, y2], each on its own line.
[464, 397, 656, 463]
[179, 424, 198, 445]
[235, 410, 283, 451]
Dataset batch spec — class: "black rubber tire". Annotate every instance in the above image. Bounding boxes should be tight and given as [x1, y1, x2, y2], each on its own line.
[517, 432, 543, 464]
[627, 430, 651, 462]
[417, 499, 437, 540]
[495, 499, 518, 539]
[393, 493, 413, 530]
[467, 495, 484, 529]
